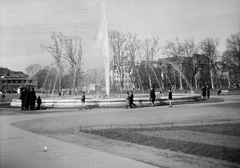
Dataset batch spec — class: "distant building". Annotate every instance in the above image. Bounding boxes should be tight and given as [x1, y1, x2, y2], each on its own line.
[0, 68, 37, 93]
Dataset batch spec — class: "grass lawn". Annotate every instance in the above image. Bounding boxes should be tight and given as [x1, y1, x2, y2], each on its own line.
[83, 123, 240, 164]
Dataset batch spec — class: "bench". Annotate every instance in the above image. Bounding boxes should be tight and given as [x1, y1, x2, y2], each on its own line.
[220, 90, 229, 95]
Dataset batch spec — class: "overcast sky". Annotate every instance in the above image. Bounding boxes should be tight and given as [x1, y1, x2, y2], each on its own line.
[0, 0, 239, 72]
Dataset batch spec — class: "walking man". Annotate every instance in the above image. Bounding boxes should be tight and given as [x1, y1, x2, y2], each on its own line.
[206, 84, 210, 98]
[80, 92, 90, 109]
[149, 86, 156, 107]
[168, 87, 173, 107]
[129, 91, 136, 108]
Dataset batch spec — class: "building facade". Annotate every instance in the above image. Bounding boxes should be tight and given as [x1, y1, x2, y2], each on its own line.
[0, 70, 37, 93]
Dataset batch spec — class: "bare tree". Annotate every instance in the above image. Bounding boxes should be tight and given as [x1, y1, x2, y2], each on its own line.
[225, 32, 240, 84]
[109, 30, 127, 90]
[182, 38, 199, 89]
[139, 37, 161, 89]
[199, 37, 219, 89]
[216, 52, 229, 88]
[25, 64, 41, 87]
[163, 37, 185, 90]
[125, 32, 141, 90]
[63, 36, 83, 95]
[41, 32, 64, 93]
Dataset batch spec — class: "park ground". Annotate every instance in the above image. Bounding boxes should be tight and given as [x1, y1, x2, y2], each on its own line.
[0, 91, 240, 168]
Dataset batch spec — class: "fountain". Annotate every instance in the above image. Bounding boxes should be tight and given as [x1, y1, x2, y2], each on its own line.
[95, 4, 110, 97]
[10, 3, 202, 109]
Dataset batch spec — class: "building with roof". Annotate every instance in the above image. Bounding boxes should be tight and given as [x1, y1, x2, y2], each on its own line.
[0, 68, 37, 93]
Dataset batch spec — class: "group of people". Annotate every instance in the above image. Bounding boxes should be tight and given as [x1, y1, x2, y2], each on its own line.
[126, 86, 173, 108]
[201, 84, 211, 98]
[126, 91, 136, 108]
[19, 87, 42, 110]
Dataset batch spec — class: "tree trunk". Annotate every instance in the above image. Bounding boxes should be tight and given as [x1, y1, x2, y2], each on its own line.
[179, 74, 183, 90]
[72, 67, 77, 95]
[210, 69, 214, 89]
[194, 74, 198, 89]
[227, 71, 231, 88]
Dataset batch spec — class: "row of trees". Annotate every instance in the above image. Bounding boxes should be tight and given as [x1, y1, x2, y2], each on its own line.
[27, 31, 239, 93]
[26, 32, 84, 95]
[109, 30, 161, 90]
[109, 30, 240, 90]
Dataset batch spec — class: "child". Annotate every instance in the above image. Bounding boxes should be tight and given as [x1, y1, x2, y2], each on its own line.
[37, 96, 42, 110]
[126, 92, 130, 109]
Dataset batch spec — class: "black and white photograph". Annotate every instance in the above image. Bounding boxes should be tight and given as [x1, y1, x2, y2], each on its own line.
[0, 0, 240, 167]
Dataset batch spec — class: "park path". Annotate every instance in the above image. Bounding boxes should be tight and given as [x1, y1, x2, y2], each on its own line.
[0, 112, 159, 168]
[0, 95, 240, 168]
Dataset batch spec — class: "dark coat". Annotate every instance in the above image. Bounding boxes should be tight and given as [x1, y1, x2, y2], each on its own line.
[24, 89, 31, 107]
[168, 90, 172, 100]
[20, 90, 26, 100]
[29, 90, 37, 105]
[202, 87, 207, 97]
[81, 95, 85, 103]
[130, 93, 134, 104]
[37, 98, 42, 105]
[150, 89, 156, 101]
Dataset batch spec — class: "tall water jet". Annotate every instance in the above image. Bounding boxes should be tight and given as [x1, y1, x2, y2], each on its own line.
[96, 3, 110, 96]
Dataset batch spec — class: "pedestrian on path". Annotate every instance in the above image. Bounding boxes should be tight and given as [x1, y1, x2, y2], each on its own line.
[206, 84, 210, 98]
[130, 91, 136, 108]
[201, 85, 206, 98]
[37, 96, 42, 110]
[126, 92, 131, 109]
[80, 92, 91, 109]
[149, 86, 156, 107]
[168, 87, 173, 107]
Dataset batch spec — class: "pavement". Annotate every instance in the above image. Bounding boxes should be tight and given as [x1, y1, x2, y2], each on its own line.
[0, 95, 240, 168]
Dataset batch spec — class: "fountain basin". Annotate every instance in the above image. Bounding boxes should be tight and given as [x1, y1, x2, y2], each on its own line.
[10, 94, 202, 109]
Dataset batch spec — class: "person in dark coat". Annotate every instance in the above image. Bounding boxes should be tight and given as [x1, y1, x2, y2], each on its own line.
[80, 92, 89, 109]
[37, 96, 42, 110]
[168, 87, 173, 107]
[201, 85, 207, 98]
[24, 88, 30, 110]
[129, 91, 136, 108]
[149, 86, 156, 106]
[19, 87, 26, 110]
[126, 92, 131, 109]
[29, 88, 37, 110]
[206, 84, 210, 98]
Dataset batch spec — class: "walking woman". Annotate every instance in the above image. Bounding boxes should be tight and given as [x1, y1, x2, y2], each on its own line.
[149, 86, 156, 107]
